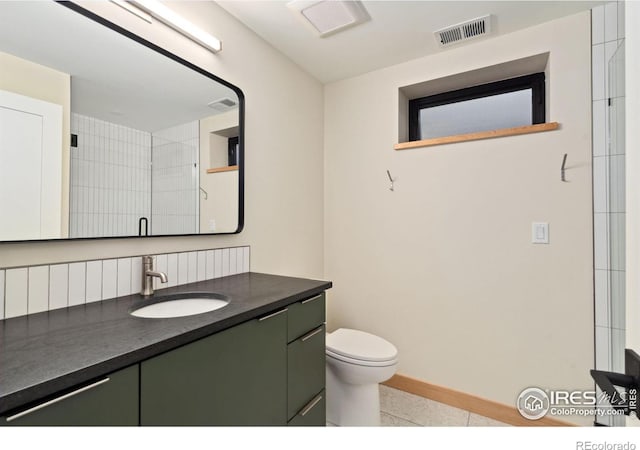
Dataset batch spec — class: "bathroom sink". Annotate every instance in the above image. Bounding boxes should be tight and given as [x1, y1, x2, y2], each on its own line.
[130, 292, 230, 319]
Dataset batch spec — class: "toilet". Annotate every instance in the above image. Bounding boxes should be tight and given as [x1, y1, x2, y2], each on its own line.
[325, 328, 398, 426]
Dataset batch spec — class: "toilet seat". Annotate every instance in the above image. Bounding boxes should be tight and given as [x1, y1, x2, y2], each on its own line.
[326, 349, 398, 367]
[326, 328, 398, 366]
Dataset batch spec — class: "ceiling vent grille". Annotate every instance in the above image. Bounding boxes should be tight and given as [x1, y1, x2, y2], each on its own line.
[435, 15, 492, 47]
[207, 97, 238, 113]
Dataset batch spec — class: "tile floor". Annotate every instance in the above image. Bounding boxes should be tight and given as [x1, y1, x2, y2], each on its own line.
[379, 385, 510, 427]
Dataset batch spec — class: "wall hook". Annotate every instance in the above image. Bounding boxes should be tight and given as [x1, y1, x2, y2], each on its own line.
[561, 153, 568, 182]
[386, 170, 395, 191]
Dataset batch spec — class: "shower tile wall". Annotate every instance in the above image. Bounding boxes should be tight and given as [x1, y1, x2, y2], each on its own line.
[0, 246, 250, 320]
[591, 2, 625, 427]
[70, 113, 151, 238]
[151, 121, 200, 235]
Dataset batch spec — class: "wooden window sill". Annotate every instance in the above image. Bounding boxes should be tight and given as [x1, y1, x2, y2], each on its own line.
[394, 122, 559, 151]
[206, 165, 239, 174]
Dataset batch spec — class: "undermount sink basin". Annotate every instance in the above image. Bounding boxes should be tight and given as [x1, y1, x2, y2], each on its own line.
[130, 292, 230, 319]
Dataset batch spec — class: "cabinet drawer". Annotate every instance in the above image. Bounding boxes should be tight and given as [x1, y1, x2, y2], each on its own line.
[287, 292, 325, 343]
[288, 390, 325, 427]
[287, 323, 325, 420]
[1, 365, 139, 426]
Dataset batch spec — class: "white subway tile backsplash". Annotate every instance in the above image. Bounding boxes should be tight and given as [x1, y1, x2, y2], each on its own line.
[206, 250, 215, 279]
[102, 259, 118, 301]
[131, 257, 142, 295]
[0, 270, 4, 320]
[229, 249, 237, 276]
[178, 253, 189, 285]
[5, 268, 28, 318]
[167, 253, 178, 288]
[68, 263, 86, 306]
[117, 258, 132, 297]
[197, 251, 206, 282]
[86, 260, 103, 303]
[236, 248, 244, 274]
[28, 266, 49, 314]
[214, 250, 223, 278]
[49, 264, 69, 310]
[0, 246, 249, 319]
[243, 247, 250, 273]
[187, 251, 198, 283]
[221, 248, 230, 277]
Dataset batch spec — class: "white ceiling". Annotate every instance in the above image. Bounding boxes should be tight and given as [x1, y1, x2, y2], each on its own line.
[216, 0, 601, 83]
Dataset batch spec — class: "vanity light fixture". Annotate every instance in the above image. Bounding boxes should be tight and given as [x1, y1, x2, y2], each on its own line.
[128, 0, 222, 53]
[110, 0, 152, 23]
[287, 0, 371, 38]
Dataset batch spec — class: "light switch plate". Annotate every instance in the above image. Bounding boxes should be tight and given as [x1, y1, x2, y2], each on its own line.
[532, 222, 549, 244]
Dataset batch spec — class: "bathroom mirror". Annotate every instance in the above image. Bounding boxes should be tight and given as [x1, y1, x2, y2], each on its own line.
[0, 1, 244, 242]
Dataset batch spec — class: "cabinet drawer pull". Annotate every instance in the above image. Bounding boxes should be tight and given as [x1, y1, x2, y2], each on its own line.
[299, 394, 323, 417]
[258, 308, 287, 322]
[5, 377, 110, 422]
[301, 325, 324, 342]
[301, 295, 322, 305]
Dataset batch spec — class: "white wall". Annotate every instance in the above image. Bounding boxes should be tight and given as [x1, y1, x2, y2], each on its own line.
[0, 1, 324, 280]
[324, 12, 593, 424]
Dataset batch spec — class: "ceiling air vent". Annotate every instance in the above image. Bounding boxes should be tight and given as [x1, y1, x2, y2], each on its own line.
[435, 15, 492, 47]
[207, 97, 238, 113]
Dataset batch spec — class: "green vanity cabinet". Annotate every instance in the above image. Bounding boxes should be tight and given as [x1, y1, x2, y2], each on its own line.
[1, 290, 328, 427]
[287, 293, 326, 426]
[140, 308, 288, 426]
[1, 365, 139, 426]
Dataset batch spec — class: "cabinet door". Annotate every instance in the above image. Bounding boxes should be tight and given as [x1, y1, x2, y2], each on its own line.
[1, 365, 139, 426]
[141, 309, 288, 425]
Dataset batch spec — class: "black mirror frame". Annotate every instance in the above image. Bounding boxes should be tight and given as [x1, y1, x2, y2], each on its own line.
[3, 1, 245, 243]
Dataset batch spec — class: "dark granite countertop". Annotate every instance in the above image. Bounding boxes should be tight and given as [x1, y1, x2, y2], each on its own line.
[0, 272, 332, 416]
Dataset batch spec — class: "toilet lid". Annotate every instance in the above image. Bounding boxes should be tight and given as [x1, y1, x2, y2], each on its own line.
[326, 328, 398, 362]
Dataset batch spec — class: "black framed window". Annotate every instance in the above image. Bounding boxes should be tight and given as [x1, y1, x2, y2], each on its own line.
[408, 72, 545, 141]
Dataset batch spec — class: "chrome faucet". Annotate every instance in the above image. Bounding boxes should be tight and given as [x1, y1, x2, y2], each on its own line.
[141, 255, 168, 296]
